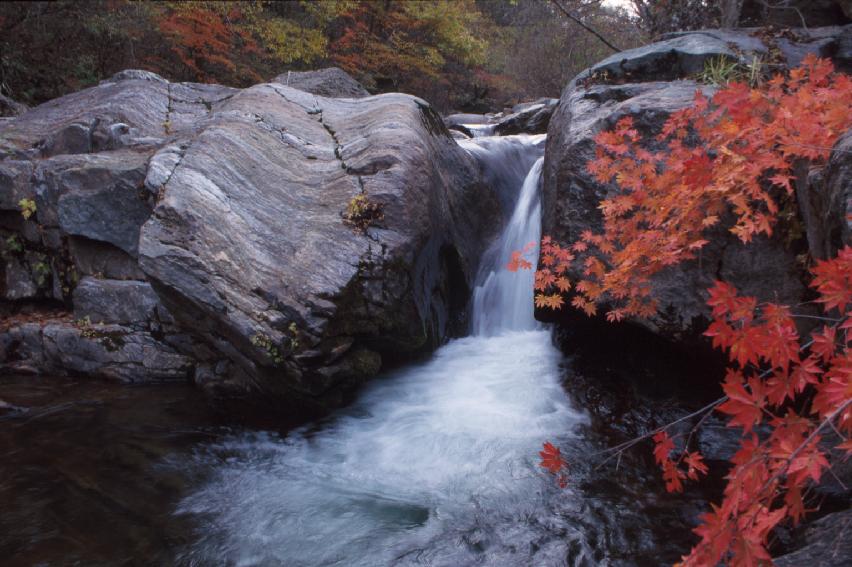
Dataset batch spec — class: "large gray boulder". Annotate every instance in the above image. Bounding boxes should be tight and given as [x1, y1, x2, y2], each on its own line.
[271, 67, 370, 98]
[138, 83, 498, 409]
[543, 80, 804, 339]
[0, 70, 499, 415]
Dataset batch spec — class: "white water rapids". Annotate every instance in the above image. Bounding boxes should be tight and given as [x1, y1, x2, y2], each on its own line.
[177, 134, 587, 566]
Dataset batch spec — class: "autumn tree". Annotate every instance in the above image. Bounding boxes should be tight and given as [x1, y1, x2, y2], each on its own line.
[327, 0, 488, 110]
[525, 56, 852, 565]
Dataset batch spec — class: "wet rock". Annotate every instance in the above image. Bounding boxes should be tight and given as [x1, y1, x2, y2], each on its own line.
[138, 83, 499, 407]
[543, 28, 852, 344]
[774, 509, 852, 566]
[272, 67, 370, 98]
[1, 68, 500, 410]
[493, 99, 558, 136]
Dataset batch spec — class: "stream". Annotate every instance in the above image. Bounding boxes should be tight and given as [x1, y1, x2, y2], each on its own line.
[0, 133, 710, 566]
[176, 135, 589, 566]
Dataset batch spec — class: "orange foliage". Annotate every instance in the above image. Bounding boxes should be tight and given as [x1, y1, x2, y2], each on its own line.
[673, 256, 851, 566]
[524, 58, 852, 566]
[533, 56, 852, 320]
[155, 4, 261, 83]
[539, 441, 569, 488]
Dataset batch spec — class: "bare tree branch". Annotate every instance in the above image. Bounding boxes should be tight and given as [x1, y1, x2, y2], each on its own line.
[549, 0, 621, 53]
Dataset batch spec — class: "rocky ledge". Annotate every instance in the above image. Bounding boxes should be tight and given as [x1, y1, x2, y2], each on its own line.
[0, 68, 500, 418]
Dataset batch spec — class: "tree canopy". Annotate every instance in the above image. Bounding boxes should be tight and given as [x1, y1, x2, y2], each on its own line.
[0, 0, 639, 111]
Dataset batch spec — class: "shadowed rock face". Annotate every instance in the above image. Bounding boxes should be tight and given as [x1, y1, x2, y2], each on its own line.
[542, 26, 852, 342]
[0, 69, 500, 417]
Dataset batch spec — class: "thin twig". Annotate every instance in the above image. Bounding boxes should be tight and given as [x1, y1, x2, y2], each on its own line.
[549, 0, 621, 53]
[593, 396, 726, 467]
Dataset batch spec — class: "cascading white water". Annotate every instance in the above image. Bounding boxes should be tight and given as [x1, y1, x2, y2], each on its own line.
[176, 134, 586, 566]
[471, 157, 543, 336]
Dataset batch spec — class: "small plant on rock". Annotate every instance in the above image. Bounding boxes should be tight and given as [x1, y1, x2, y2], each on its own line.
[75, 316, 97, 339]
[18, 198, 36, 220]
[33, 260, 50, 288]
[288, 322, 301, 351]
[342, 194, 384, 232]
[3, 234, 23, 255]
[699, 54, 766, 87]
[251, 332, 284, 365]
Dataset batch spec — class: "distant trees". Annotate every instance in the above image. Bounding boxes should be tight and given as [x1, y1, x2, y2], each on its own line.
[0, 0, 639, 112]
[477, 0, 640, 108]
[629, 0, 852, 37]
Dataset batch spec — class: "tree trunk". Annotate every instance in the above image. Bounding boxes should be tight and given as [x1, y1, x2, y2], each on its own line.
[719, 0, 745, 27]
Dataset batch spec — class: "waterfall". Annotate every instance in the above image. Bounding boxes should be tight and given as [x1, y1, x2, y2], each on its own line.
[460, 133, 545, 336]
[176, 133, 586, 567]
[471, 157, 543, 335]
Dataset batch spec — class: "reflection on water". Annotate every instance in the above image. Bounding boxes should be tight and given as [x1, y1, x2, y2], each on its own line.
[0, 375, 223, 566]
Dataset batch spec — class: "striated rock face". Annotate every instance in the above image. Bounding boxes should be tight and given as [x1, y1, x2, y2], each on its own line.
[0, 69, 499, 417]
[271, 67, 370, 98]
[542, 26, 852, 342]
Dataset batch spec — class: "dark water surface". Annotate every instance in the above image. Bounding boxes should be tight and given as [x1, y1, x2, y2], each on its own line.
[0, 375, 229, 566]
